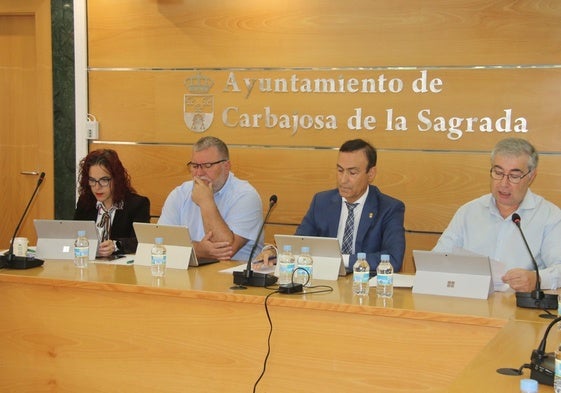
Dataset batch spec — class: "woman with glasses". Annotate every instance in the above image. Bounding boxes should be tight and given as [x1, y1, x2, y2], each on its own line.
[74, 149, 150, 257]
[433, 137, 561, 292]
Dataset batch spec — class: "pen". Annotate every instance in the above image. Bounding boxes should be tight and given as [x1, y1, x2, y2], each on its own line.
[126, 260, 134, 264]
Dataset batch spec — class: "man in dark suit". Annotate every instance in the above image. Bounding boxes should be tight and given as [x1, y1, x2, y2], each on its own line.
[260, 139, 405, 273]
[295, 139, 405, 272]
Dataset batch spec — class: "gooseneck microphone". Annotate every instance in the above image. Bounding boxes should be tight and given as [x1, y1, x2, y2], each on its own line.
[232, 194, 278, 289]
[511, 213, 557, 310]
[497, 314, 561, 386]
[0, 172, 46, 270]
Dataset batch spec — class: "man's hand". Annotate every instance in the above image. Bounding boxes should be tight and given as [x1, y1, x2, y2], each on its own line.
[194, 231, 233, 261]
[502, 268, 537, 292]
[191, 176, 214, 207]
[252, 247, 277, 270]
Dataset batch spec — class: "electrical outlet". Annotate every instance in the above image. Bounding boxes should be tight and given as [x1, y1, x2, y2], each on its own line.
[86, 118, 99, 139]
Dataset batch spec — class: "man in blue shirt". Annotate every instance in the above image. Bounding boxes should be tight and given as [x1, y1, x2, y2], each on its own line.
[159, 136, 263, 262]
[433, 137, 561, 291]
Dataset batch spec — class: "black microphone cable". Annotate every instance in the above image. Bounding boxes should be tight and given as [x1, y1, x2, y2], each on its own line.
[253, 289, 279, 393]
[287, 268, 335, 295]
[252, 271, 334, 392]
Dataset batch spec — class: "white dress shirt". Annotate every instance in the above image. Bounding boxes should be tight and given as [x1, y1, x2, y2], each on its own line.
[433, 189, 561, 289]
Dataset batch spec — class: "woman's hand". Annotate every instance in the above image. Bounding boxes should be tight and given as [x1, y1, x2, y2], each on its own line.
[97, 239, 116, 257]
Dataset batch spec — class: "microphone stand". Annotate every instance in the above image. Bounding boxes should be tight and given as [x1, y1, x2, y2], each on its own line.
[511, 214, 558, 310]
[0, 172, 45, 270]
[231, 195, 278, 289]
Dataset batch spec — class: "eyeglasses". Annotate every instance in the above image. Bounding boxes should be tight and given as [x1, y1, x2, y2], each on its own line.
[186, 159, 227, 170]
[490, 168, 532, 184]
[88, 177, 112, 187]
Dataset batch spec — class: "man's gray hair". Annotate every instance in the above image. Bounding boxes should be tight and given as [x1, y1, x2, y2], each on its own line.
[491, 137, 538, 171]
[193, 136, 229, 159]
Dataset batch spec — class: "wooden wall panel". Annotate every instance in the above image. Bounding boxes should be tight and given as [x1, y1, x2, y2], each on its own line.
[91, 143, 561, 231]
[88, 68, 561, 152]
[86, 1, 561, 270]
[87, 0, 561, 68]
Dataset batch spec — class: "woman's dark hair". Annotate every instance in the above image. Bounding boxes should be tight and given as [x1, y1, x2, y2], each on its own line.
[77, 149, 135, 206]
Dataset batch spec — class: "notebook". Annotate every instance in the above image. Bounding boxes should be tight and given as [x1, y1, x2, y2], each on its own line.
[34, 219, 99, 260]
[412, 250, 494, 300]
[273, 234, 346, 281]
[133, 223, 218, 269]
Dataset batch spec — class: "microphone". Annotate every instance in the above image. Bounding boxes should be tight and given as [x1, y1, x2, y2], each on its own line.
[527, 314, 561, 385]
[0, 172, 46, 270]
[232, 194, 278, 289]
[511, 213, 557, 310]
[497, 314, 561, 386]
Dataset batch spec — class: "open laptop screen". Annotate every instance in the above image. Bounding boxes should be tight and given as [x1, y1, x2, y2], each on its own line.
[133, 223, 218, 269]
[34, 219, 98, 260]
[273, 234, 346, 280]
[412, 250, 493, 299]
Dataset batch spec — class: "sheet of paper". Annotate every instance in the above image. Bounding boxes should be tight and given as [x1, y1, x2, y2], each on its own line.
[342, 254, 350, 268]
[369, 273, 415, 288]
[490, 258, 510, 292]
[93, 254, 135, 266]
[219, 262, 276, 275]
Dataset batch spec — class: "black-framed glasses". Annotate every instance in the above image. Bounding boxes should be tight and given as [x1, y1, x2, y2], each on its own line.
[186, 159, 227, 170]
[490, 167, 532, 184]
[88, 177, 112, 187]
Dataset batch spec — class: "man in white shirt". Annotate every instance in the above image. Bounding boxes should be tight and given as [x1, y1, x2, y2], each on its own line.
[433, 137, 561, 291]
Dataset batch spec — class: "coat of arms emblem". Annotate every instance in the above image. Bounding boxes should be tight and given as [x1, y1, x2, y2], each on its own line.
[184, 72, 214, 132]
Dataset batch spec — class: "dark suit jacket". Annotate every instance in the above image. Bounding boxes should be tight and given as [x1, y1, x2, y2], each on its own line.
[73, 192, 151, 254]
[296, 185, 405, 272]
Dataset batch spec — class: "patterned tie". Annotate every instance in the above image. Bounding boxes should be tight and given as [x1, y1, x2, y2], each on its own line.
[342, 202, 358, 254]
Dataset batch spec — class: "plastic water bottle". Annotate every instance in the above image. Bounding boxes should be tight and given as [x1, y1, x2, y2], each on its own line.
[278, 245, 295, 285]
[151, 237, 167, 277]
[352, 252, 370, 295]
[520, 378, 538, 393]
[295, 246, 313, 287]
[555, 346, 561, 393]
[376, 254, 393, 298]
[73, 230, 89, 268]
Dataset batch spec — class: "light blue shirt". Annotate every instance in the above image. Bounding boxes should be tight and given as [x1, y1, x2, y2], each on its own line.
[433, 189, 561, 289]
[158, 172, 263, 261]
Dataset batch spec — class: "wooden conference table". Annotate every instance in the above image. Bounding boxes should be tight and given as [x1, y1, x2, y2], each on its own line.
[0, 259, 557, 392]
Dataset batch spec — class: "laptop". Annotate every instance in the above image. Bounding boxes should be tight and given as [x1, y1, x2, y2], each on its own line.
[34, 219, 99, 260]
[133, 223, 218, 269]
[274, 234, 346, 281]
[412, 250, 494, 300]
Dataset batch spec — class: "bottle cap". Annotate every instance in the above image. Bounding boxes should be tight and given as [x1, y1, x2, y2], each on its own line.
[283, 245, 292, 252]
[519, 378, 538, 392]
[381, 254, 390, 261]
[301, 246, 310, 253]
[155, 237, 164, 244]
[357, 252, 366, 259]
[77, 230, 86, 237]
